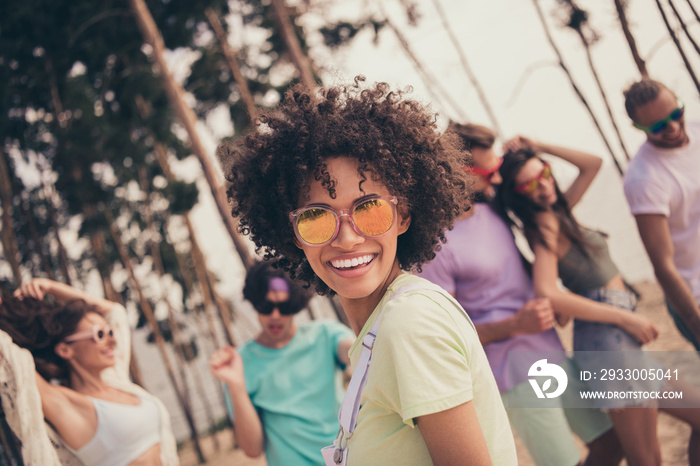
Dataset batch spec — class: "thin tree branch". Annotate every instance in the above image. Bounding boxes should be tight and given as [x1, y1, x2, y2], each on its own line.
[655, 0, 700, 95]
[430, 0, 503, 137]
[531, 0, 625, 176]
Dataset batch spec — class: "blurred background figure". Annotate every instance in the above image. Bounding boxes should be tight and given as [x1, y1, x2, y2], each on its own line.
[209, 261, 354, 466]
[497, 140, 700, 465]
[420, 123, 622, 466]
[623, 79, 700, 352]
[0, 277, 178, 465]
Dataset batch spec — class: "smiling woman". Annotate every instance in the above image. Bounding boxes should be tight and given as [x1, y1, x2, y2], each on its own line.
[0, 278, 178, 466]
[218, 77, 518, 465]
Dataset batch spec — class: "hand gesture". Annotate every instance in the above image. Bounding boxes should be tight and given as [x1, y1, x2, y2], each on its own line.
[503, 135, 539, 154]
[210, 346, 245, 387]
[620, 313, 659, 345]
[13, 278, 52, 301]
[515, 298, 555, 334]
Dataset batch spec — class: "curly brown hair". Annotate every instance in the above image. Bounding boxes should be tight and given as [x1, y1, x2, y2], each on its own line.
[218, 77, 472, 294]
[0, 290, 95, 384]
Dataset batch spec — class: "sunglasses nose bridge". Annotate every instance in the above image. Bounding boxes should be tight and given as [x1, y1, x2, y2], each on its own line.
[331, 209, 366, 247]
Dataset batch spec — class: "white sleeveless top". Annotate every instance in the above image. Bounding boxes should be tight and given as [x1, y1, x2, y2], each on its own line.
[66, 394, 162, 466]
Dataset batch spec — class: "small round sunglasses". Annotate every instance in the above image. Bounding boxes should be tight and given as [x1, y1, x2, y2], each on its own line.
[466, 157, 503, 183]
[258, 299, 298, 316]
[63, 325, 114, 344]
[289, 195, 398, 247]
[633, 102, 685, 135]
[514, 162, 552, 194]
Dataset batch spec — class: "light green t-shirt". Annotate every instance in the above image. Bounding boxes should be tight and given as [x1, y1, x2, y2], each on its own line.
[345, 274, 517, 465]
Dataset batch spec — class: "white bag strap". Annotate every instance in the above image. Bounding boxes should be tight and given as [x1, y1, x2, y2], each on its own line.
[337, 281, 444, 433]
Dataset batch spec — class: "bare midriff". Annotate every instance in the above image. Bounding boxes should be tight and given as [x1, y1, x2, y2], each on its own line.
[602, 274, 626, 291]
[128, 444, 162, 466]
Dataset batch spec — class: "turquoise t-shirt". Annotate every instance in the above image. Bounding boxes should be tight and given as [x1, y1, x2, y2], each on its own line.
[225, 320, 353, 466]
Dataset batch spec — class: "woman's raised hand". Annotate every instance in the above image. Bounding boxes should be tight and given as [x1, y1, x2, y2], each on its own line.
[13, 278, 52, 301]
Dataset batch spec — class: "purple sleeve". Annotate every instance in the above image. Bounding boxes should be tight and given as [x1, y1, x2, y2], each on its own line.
[417, 246, 457, 295]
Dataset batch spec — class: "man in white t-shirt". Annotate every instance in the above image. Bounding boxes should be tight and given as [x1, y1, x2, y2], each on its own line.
[623, 78, 700, 351]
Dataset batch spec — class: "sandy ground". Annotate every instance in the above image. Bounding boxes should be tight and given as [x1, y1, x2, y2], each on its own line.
[178, 281, 697, 466]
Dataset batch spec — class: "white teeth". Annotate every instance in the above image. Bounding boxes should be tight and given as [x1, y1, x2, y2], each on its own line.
[331, 255, 374, 269]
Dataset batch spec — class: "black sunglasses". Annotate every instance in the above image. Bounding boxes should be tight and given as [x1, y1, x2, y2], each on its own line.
[257, 299, 299, 316]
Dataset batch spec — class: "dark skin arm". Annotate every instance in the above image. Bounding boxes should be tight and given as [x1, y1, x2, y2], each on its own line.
[417, 401, 492, 466]
[635, 213, 700, 342]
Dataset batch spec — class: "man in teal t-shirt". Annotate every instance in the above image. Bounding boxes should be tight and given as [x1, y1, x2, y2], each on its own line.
[210, 262, 354, 466]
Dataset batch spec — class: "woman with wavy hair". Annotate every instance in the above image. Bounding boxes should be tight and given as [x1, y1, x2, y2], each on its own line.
[215, 77, 517, 465]
[495, 137, 700, 466]
[0, 278, 177, 465]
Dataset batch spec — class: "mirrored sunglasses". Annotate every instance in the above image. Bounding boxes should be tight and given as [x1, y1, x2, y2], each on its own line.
[514, 163, 552, 194]
[634, 103, 685, 135]
[63, 325, 114, 344]
[258, 300, 298, 316]
[290, 196, 398, 247]
[467, 157, 503, 183]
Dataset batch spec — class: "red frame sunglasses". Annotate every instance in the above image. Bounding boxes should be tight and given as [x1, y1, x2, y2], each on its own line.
[467, 157, 503, 183]
[514, 162, 552, 194]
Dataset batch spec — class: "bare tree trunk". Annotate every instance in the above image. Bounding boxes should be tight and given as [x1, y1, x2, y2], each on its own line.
[573, 28, 632, 161]
[190, 215, 239, 346]
[171, 245, 236, 437]
[172, 245, 221, 346]
[205, 8, 258, 121]
[139, 167, 222, 451]
[39, 57, 73, 284]
[45, 193, 73, 285]
[22, 201, 55, 279]
[669, 0, 700, 56]
[152, 142, 237, 346]
[531, 0, 625, 176]
[380, 8, 469, 123]
[686, 0, 700, 22]
[0, 148, 22, 282]
[128, 0, 253, 271]
[171, 318, 226, 450]
[104, 207, 206, 464]
[89, 229, 119, 301]
[173, 248, 219, 346]
[614, 0, 649, 77]
[44, 57, 66, 129]
[185, 346, 222, 446]
[269, 0, 317, 92]
[431, 0, 502, 137]
[655, 0, 700, 94]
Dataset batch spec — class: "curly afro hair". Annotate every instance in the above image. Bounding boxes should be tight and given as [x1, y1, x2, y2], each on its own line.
[218, 77, 473, 295]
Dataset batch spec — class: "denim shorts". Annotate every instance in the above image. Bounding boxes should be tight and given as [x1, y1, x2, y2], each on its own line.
[573, 288, 662, 408]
